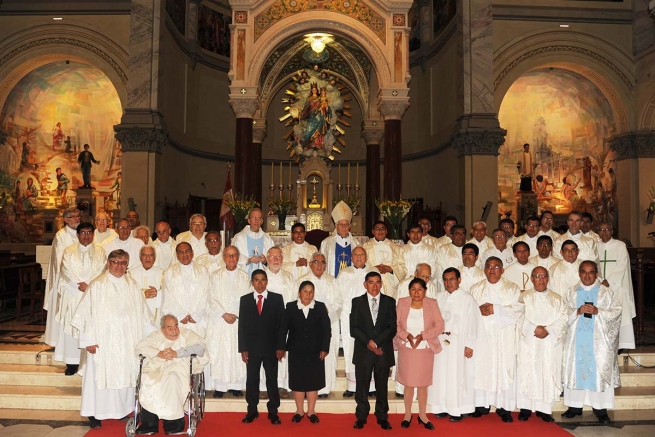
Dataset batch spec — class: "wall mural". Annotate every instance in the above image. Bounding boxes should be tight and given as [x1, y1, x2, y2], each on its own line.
[498, 67, 618, 228]
[433, 0, 456, 39]
[198, 4, 232, 57]
[0, 61, 122, 242]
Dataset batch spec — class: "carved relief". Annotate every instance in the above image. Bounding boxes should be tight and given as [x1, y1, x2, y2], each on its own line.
[229, 96, 260, 118]
[451, 130, 507, 157]
[609, 131, 655, 160]
[115, 126, 169, 154]
[378, 97, 409, 121]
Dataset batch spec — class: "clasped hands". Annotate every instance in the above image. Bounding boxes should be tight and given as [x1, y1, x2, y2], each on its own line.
[479, 303, 495, 316]
[77, 282, 89, 292]
[405, 333, 424, 349]
[157, 347, 178, 361]
[247, 254, 266, 265]
[533, 325, 549, 339]
[180, 315, 196, 324]
[577, 304, 599, 316]
[144, 286, 158, 299]
[367, 339, 383, 356]
[376, 264, 393, 274]
[222, 313, 237, 324]
[295, 258, 308, 267]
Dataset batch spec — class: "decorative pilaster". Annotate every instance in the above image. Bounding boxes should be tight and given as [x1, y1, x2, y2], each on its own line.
[379, 92, 409, 201]
[229, 91, 259, 198]
[252, 118, 267, 207]
[187, 0, 202, 69]
[362, 120, 385, 235]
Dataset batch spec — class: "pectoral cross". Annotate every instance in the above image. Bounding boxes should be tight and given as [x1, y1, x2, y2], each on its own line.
[599, 250, 617, 278]
[339, 251, 350, 272]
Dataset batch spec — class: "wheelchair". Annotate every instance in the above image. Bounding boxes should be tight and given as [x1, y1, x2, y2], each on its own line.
[126, 353, 206, 437]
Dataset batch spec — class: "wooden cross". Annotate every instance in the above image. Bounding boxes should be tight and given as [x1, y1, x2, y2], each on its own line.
[599, 250, 617, 278]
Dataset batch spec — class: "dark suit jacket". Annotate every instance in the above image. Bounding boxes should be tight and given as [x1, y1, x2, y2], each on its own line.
[350, 293, 397, 368]
[238, 291, 286, 357]
[285, 301, 331, 354]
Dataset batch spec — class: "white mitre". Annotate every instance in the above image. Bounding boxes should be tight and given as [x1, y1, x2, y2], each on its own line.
[332, 200, 353, 223]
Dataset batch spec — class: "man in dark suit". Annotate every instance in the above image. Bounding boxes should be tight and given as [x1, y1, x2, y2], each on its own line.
[350, 271, 397, 430]
[238, 269, 286, 425]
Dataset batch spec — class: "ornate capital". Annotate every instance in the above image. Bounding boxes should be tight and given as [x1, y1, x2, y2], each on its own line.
[229, 95, 260, 118]
[115, 126, 168, 153]
[378, 97, 409, 121]
[361, 120, 385, 145]
[252, 118, 267, 144]
[609, 130, 655, 160]
[452, 130, 506, 156]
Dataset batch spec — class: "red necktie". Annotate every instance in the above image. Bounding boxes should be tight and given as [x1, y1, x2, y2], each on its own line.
[257, 295, 263, 315]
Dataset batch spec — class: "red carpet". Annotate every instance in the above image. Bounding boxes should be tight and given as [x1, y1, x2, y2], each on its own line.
[85, 412, 572, 436]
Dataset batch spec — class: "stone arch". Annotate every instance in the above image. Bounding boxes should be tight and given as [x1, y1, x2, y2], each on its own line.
[0, 23, 129, 109]
[493, 30, 635, 133]
[638, 87, 655, 129]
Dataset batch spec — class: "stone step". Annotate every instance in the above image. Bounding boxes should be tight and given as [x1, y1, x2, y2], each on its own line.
[620, 351, 655, 367]
[0, 364, 81, 387]
[0, 386, 80, 410]
[618, 366, 655, 387]
[0, 348, 55, 366]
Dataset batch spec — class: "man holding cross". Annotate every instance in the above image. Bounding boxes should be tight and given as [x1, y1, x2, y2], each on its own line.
[597, 222, 636, 350]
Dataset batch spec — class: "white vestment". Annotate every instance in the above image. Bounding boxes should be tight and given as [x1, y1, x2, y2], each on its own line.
[71, 271, 155, 420]
[583, 230, 602, 244]
[232, 226, 274, 274]
[460, 266, 485, 294]
[362, 238, 406, 295]
[152, 237, 177, 270]
[530, 255, 558, 270]
[553, 231, 599, 264]
[93, 228, 117, 245]
[161, 262, 210, 337]
[195, 252, 226, 274]
[281, 241, 318, 280]
[515, 233, 539, 257]
[538, 229, 561, 240]
[562, 281, 621, 410]
[175, 231, 208, 257]
[102, 236, 144, 269]
[434, 234, 451, 248]
[470, 278, 524, 411]
[337, 265, 380, 391]
[136, 328, 209, 420]
[428, 289, 487, 416]
[517, 289, 567, 414]
[422, 234, 441, 247]
[598, 238, 636, 349]
[481, 246, 515, 268]
[205, 267, 250, 391]
[44, 226, 78, 346]
[467, 237, 494, 268]
[548, 259, 581, 296]
[400, 240, 438, 279]
[128, 265, 164, 323]
[297, 272, 340, 394]
[503, 262, 535, 292]
[436, 243, 465, 282]
[319, 232, 360, 277]
[54, 243, 106, 364]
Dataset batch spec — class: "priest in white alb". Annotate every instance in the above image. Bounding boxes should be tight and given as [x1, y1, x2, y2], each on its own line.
[467, 221, 494, 262]
[481, 229, 515, 268]
[55, 222, 106, 375]
[337, 247, 379, 397]
[553, 211, 598, 263]
[470, 257, 524, 422]
[297, 252, 340, 397]
[581, 212, 602, 243]
[428, 267, 487, 421]
[396, 264, 439, 299]
[160, 242, 210, 337]
[93, 212, 117, 245]
[205, 245, 250, 397]
[597, 222, 636, 350]
[233, 208, 274, 276]
[195, 230, 226, 274]
[517, 267, 567, 423]
[134, 314, 209, 435]
[530, 235, 558, 270]
[548, 240, 582, 296]
[504, 242, 534, 292]
[44, 207, 81, 346]
[514, 216, 541, 255]
[434, 216, 459, 248]
[102, 219, 144, 269]
[175, 214, 208, 257]
[71, 249, 155, 429]
[362, 221, 405, 296]
[460, 244, 485, 293]
[400, 223, 438, 277]
[281, 222, 317, 280]
[152, 221, 177, 270]
[418, 218, 440, 247]
[320, 201, 359, 278]
[436, 224, 468, 280]
[128, 245, 164, 323]
[537, 210, 560, 240]
[561, 261, 621, 425]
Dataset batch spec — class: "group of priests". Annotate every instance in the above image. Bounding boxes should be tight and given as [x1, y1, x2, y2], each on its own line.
[42, 203, 635, 427]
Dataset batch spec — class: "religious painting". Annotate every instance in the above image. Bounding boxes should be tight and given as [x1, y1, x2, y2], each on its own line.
[433, 0, 456, 39]
[198, 4, 231, 57]
[166, 0, 186, 36]
[498, 68, 618, 228]
[0, 61, 122, 242]
[409, 1, 420, 51]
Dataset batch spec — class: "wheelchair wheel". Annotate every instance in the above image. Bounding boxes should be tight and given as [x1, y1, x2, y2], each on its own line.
[188, 414, 198, 437]
[197, 373, 205, 419]
[125, 417, 136, 437]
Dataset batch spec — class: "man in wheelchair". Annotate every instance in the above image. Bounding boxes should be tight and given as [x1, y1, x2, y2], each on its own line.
[135, 314, 209, 435]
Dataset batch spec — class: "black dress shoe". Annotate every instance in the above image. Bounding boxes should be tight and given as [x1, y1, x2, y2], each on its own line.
[318, 394, 328, 399]
[518, 409, 531, 421]
[292, 413, 304, 423]
[539, 413, 554, 423]
[597, 414, 611, 424]
[230, 390, 244, 397]
[88, 416, 102, 428]
[135, 425, 158, 435]
[417, 416, 434, 430]
[353, 419, 365, 429]
[401, 415, 412, 428]
[343, 390, 354, 397]
[65, 364, 79, 376]
[449, 415, 462, 422]
[378, 419, 392, 430]
[368, 391, 376, 397]
[470, 411, 482, 418]
[561, 408, 582, 419]
[213, 391, 224, 398]
[496, 409, 513, 423]
[475, 406, 490, 416]
[269, 414, 281, 425]
[242, 412, 259, 423]
[308, 414, 320, 423]
[395, 392, 404, 398]
[435, 413, 449, 418]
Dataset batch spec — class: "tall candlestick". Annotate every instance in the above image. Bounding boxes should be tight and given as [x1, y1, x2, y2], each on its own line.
[347, 163, 350, 185]
[356, 163, 359, 182]
[289, 162, 292, 186]
[279, 162, 283, 186]
[271, 162, 274, 185]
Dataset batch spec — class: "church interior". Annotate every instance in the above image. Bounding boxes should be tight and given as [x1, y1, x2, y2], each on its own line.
[0, 0, 655, 435]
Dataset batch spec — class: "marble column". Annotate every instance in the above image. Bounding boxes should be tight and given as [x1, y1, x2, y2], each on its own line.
[362, 121, 385, 235]
[252, 119, 267, 208]
[452, 114, 506, 230]
[609, 131, 655, 246]
[379, 93, 409, 201]
[229, 93, 259, 198]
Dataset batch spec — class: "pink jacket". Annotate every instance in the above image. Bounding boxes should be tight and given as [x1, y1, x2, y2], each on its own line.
[393, 297, 444, 354]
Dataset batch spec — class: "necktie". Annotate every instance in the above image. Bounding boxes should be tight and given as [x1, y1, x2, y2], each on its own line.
[371, 297, 378, 323]
[257, 295, 263, 315]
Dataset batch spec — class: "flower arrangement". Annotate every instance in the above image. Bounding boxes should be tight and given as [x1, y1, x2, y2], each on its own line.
[225, 193, 260, 230]
[376, 198, 414, 239]
[333, 195, 360, 216]
[269, 196, 297, 215]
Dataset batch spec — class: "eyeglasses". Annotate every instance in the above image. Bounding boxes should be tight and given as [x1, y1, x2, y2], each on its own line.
[493, 235, 506, 240]
[117, 226, 130, 230]
[562, 248, 578, 254]
[373, 227, 386, 231]
[78, 231, 93, 235]
[485, 265, 502, 270]
[206, 239, 220, 243]
[526, 224, 539, 228]
[65, 215, 80, 219]
[191, 222, 205, 226]
[311, 260, 327, 265]
[109, 260, 128, 266]
[599, 228, 612, 232]
[96, 218, 108, 223]
[537, 243, 552, 247]
[443, 277, 459, 282]
[336, 223, 350, 227]
[224, 253, 238, 258]
[532, 274, 548, 279]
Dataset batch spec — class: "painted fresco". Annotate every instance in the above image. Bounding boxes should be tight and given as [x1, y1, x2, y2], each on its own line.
[198, 5, 231, 57]
[0, 61, 122, 242]
[433, 0, 456, 39]
[166, 0, 186, 36]
[498, 68, 618, 227]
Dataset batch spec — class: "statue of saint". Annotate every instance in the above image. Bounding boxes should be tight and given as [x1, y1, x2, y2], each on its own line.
[518, 143, 534, 191]
[77, 143, 100, 189]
